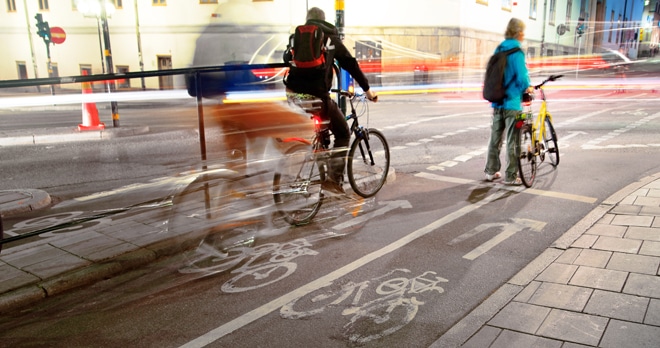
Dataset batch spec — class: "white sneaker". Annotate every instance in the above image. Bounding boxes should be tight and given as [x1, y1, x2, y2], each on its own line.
[485, 172, 501, 182]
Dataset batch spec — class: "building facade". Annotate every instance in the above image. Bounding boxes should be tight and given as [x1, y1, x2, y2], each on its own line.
[1, 0, 653, 89]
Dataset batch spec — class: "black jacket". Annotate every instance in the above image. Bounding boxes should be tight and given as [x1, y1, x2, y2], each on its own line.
[283, 19, 370, 98]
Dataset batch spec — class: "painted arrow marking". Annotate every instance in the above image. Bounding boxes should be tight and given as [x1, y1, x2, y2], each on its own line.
[561, 131, 587, 142]
[332, 200, 412, 230]
[448, 218, 546, 260]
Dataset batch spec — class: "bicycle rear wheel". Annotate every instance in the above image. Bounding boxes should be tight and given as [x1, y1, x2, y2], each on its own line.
[517, 124, 536, 188]
[542, 118, 559, 166]
[347, 128, 390, 198]
[273, 144, 324, 225]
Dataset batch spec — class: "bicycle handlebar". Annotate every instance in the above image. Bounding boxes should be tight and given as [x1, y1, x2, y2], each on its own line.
[330, 89, 378, 102]
[534, 74, 563, 90]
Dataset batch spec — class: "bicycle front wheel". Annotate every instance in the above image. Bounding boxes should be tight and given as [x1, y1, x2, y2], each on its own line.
[517, 124, 536, 188]
[542, 118, 559, 167]
[347, 128, 390, 198]
[273, 144, 324, 226]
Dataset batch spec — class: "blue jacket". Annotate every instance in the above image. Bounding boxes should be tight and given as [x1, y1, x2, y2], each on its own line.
[491, 38, 530, 111]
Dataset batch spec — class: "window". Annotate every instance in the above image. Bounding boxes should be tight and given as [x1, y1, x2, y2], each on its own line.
[476, 0, 488, 5]
[501, 0, 512, 11]
[116, 66, 130, 89]
[200, 0, 218, 3]
[529, 0, 538, 20]
[17, 62, 28, 79]
[114, 0, 122, 9]
[565, 0, 572, 26]
[153, 0, 166, 5]
[39, 0, 49, 10]
[548, 0, 556, 25]
[616, 14, 622, 43]
[6, 0, 16, 11]
[80, 64, 92, 76]
[609, 10, 614, 43]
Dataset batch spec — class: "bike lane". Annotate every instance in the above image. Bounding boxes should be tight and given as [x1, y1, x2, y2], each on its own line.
[173, 170, 600, 347]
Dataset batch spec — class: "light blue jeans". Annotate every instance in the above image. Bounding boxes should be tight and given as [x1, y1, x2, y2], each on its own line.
[485, 108, 519, 182]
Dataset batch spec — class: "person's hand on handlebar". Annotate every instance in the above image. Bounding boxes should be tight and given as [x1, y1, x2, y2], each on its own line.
[366, 89, 378, 102]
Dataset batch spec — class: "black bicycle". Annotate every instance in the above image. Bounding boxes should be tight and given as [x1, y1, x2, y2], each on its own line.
[272, 89, 390, 225]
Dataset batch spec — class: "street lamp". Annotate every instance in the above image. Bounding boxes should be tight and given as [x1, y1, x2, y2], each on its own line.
[76, 0, 120, 127]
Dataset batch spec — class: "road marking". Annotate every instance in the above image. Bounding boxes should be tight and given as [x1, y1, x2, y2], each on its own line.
[448, 218, 546, 260]
[178, 190, 508, 348]
[415, 172, 597, 204]
[426, 148, 488, 172]
[561, 131, 587, 141]
[333, 200, 412, 230]
[582, 111, 660, 149]
[415, 172, 475, 185]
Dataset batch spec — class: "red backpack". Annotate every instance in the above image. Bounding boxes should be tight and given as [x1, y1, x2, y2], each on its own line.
[290, 25, 327, 69]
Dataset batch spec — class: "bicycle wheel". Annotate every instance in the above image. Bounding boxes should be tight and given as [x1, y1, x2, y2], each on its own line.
[517, 124, 536, 188]
[347, 128, 390, 198]
[273, 144, 324, 225]
[542, 118, 560, 167]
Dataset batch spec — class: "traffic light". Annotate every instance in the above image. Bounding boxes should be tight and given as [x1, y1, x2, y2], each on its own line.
[35, 13, 51, 43]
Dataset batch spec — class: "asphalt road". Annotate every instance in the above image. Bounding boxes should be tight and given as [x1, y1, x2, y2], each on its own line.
[0, 84, 659, 346]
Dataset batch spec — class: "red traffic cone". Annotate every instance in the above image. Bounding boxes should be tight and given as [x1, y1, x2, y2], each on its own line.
[78, 71, 105, 131]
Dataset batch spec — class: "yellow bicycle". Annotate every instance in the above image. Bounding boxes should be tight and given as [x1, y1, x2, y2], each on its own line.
[516, 74, 561, 188]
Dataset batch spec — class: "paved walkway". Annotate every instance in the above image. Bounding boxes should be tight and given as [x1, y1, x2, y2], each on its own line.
[434, 172, 660, 347]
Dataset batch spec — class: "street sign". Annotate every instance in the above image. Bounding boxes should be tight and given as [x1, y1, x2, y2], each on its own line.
[50, 26, 66, 44]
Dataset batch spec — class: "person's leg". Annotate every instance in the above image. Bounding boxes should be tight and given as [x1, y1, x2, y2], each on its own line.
[325, 99, 350, 183]
[485, 108, 505, 176]
[504, 109, 520, 182]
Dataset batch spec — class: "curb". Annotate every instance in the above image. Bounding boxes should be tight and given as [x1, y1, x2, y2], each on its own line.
[0, 189, 52, 217]
[0, 126, 151, 147]
[0, 232, 187, 313]
[431, 171, 660, 347]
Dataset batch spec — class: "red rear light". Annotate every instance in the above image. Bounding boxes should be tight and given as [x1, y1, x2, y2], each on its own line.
[515, 120, 525, 129]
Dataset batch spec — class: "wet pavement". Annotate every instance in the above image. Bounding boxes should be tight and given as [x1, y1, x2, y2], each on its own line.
[1, 113, 659, 348]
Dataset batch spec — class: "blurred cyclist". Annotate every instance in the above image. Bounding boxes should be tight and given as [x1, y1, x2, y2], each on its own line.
[283, 7, 377, 194]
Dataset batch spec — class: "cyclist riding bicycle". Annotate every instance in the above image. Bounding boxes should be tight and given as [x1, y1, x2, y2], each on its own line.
[283, 7, 377, 194]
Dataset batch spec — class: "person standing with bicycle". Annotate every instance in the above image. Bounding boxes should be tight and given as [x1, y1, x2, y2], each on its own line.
[484, 18, 533, 186]
[283, 7, 377, 194]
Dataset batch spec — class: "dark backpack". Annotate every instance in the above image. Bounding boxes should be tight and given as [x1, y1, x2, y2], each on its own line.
[290, 25, 327, 69]
[482, 47, 521, 103]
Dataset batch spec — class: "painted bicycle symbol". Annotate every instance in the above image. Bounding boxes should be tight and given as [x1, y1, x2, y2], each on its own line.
[280, 268, 449, 344]
[179, 232, 344, 293]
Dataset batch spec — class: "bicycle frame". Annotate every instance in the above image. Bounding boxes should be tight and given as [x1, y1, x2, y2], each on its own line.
[522, 75, 559, 157]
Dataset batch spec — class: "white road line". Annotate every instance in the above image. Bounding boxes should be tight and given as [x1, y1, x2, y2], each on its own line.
[415, 172, 597, 204]
[178, 190, 509, 348]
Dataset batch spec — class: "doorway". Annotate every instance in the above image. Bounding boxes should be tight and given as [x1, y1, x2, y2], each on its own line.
[157, 55, 173, 90]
